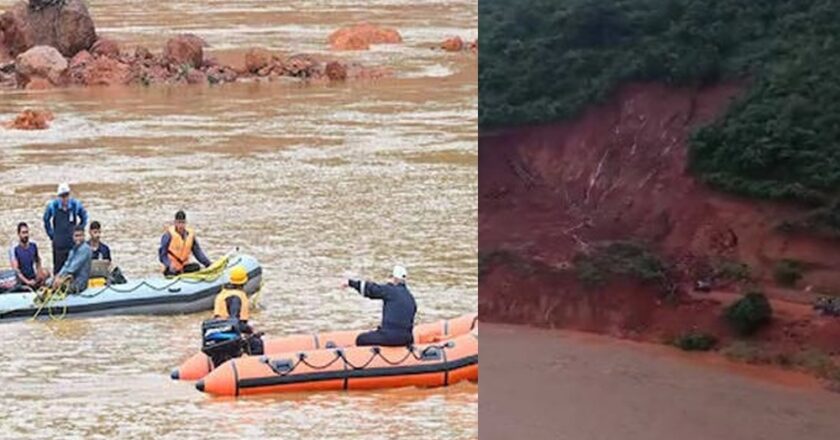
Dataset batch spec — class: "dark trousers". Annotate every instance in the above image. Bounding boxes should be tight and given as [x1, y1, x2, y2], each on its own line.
[164, 262, 201, 276]
[52, 246, 70, 275]
[356, 328, 413, 347]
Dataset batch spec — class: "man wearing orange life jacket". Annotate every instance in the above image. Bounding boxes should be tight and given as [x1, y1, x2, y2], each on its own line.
[158, 210, 212, 276]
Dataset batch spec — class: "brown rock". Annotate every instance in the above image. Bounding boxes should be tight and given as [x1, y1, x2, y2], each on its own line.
[68, 49, 92, 69]
[283, 53, 319, 78]
[15, 45, 68, 86]
[470, 39, 477, 53]
[328, 23, 402, 51]
[325, 61, 347, 81]
[163, 34, 205, 68]
[206, 65, 238, 84]
[0, 0, 96, 57]
[90, 37, 119, 58]
[185, 69, 206, 84]
[244, 48, 272, 73]
[4, 109, 53, 129]
[441, 36, 464, 52]
[77, 56, 131, 86]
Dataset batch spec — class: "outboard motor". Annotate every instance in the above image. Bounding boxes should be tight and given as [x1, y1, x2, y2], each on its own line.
[200, 318, 265, 367]
[201, 318, 246, 367]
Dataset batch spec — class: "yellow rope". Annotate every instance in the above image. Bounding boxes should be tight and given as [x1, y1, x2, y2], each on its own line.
[30, 278, 72, 321]
[174, 256, 230, 282]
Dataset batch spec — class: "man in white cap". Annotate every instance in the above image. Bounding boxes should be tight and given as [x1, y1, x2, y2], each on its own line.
[43, 182, 88, 275]
[343, 264, 417, 346]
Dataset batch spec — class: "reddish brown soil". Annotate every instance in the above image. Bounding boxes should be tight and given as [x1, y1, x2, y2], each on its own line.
[479, 82, 840, 365]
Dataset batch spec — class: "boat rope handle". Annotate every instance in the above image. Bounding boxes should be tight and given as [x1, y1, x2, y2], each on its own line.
[261, 343, 453, 377]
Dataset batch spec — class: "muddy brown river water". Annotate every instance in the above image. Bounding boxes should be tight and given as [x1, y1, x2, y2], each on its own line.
[481, 324, 840, 440]
[0, 1, 477, 438]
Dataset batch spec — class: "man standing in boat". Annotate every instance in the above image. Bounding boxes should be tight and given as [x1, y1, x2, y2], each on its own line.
[43, 182, 88, 275]
[343, 265, 417, 346]
[52, 226, 92, 293]
[158, 210, 212, 276]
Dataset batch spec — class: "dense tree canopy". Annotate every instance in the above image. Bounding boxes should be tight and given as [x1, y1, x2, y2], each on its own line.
[480, 0, 840, 225]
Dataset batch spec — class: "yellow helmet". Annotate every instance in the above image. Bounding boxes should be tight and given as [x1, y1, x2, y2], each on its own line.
[229, 265, 248, 285]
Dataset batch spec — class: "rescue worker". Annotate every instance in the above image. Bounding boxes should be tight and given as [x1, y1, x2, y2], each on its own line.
[43, 182, 88, 275]
[158, 210, 212, 276]
[212, 265, 263, 354]
[343, 265, 417, 347]
[9, 222, 48, 289]
[52, 226, 92, 293]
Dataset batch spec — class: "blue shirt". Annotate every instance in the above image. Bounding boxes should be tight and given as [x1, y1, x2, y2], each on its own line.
[59, 242, 92, 292]
[9, 242, 40, 280]
[43, 198, 88, 249]
[89, 241, 111, 261]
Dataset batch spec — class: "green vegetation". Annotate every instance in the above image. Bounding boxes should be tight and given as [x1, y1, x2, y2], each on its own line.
[773, 259, 804, 287]
[711, 258, 751, 282]
[481, 0, 840, 231]
[724, 290, 773, 336]
[573, 241, 668, 289]
[672, 331, 718, 351]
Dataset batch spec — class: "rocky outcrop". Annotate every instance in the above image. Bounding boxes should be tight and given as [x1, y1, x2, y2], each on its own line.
[163, 34, 206, 68]
[15, 45, 67, 86]
[0, 0, 96, 58]
[328, 23, 402, 50]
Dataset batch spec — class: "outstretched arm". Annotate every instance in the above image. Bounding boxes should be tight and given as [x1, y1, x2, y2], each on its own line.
[348, 279, 386, 299]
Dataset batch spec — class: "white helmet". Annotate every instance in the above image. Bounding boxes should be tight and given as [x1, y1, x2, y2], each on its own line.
[392, 265, 407, 280]
[56, 182, 71, 196]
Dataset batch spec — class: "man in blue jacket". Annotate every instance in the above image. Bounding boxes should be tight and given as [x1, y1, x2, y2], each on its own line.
[52, 226, 92, 293]
[43, 183, 87, 275]
[343, 265, 417, 347]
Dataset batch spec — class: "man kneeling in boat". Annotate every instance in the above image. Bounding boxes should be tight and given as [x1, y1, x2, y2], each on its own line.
[343, 265, 417, 347]
[212, 265, 263, 355]
[159, 210, 212, 276]
[51, 226, 92, 293]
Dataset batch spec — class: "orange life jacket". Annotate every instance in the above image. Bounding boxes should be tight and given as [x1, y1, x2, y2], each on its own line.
[167, 225, 195, 272]
[213, 288, 250, 321]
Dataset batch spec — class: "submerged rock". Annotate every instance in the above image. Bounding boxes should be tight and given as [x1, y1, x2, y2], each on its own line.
[328, 23, 402, 50]
[441, 36, 464, 52]
[4, 108, 54, 129]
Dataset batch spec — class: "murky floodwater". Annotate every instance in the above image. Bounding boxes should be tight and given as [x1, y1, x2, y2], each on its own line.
[0, 1, 477, 438]
[481, 324, 840, 440]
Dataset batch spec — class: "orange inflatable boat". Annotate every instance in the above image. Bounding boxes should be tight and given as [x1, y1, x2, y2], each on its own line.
[196, 326, 478, 396]
[172, 313, 478, 381]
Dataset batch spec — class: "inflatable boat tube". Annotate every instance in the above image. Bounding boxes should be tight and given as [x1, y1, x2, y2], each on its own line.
[196, 326, 478, 396]
[172, 313, 478, 381]
[0, 254, 262, 322]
